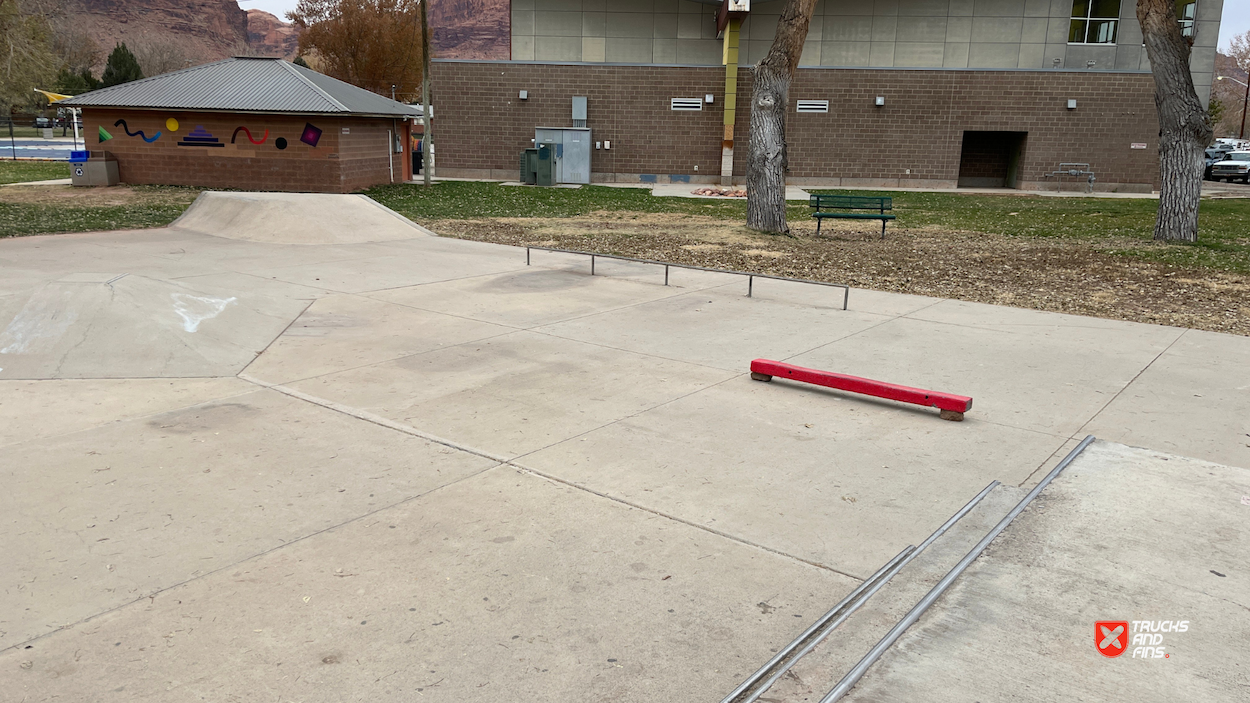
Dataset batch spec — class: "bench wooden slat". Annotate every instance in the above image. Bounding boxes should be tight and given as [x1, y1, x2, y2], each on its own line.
[809, 194, 892, 210]
[807, 193, 894, 238]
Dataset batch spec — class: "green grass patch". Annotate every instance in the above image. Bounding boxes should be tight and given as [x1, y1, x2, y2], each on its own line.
[0, 186, 199, 238]
[810, 189, 1250, 274]
[370, 181, 1250, 274]
[367, 180, 812, 221]
[0, 160, 70, 184]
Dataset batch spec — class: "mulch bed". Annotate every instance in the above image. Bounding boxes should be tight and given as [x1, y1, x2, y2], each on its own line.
[428, 217, 1250, 336]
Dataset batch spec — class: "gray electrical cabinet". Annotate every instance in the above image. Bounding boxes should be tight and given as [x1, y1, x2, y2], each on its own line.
[534, 127, 591, 185]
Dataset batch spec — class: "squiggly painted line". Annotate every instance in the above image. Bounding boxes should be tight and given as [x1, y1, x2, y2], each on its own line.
[230, 126, 269, 145]
[114, 119, 161, 142]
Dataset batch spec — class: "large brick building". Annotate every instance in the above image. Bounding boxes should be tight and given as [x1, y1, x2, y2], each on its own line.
[60, 58, 420, 193]
[431, 0, 1223, 192]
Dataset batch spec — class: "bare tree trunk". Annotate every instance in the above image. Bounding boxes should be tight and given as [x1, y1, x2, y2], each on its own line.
[1138, 0, 1212, 242]
[746, 0, 818, 234]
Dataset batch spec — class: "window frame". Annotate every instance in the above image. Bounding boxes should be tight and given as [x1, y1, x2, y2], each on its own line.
[1068, 0, 1123, 46]
[1176, 1, 1197, 39]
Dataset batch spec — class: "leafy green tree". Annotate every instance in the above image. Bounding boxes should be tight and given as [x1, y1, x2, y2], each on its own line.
[292, 56, 309, 68]
[53, 67, 98, 95]
[100, 42, 143, 88]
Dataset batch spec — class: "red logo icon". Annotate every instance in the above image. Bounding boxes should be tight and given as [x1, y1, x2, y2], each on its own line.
[1096, 621, 1129, 657]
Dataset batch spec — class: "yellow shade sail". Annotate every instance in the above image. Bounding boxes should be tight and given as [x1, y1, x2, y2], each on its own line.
[34, 89, 74, 103]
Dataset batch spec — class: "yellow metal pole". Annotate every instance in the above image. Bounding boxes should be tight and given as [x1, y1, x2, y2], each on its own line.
[721, 18, 742, 187]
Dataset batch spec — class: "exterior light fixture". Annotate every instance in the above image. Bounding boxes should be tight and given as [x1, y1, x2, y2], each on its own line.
[519, 90, 528, 100]
[705, 94, 714, 103]
[1067, 99, 1077, 110]
[874, 96, 885, 107]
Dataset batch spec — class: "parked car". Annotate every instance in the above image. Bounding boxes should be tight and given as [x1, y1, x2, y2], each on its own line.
[1205, 148, 1231, 180]
[34, 116, 51, 128]
[1210, 151, 1250, 183]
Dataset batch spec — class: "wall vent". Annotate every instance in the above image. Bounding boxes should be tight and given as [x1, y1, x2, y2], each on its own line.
[670, 98, 704, 111]
[796, 100, 829, 113]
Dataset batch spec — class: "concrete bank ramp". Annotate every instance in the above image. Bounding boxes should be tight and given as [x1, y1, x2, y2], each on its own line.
[836, 441, 1249, 702]
[171, 191, 427, 245]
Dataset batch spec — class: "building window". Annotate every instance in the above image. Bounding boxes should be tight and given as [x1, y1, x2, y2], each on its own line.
[1069, 0, 1121, 44]
[1176, 1, 1196, 39]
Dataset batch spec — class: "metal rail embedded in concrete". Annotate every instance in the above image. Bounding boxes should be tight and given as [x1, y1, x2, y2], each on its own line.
[726, 480, 1000, 703]
[525, 245, 851, 310]
[820, 435, 1098, 702]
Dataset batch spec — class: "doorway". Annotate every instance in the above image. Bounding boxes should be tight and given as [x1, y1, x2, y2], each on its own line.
[958, 131, 1027, 188]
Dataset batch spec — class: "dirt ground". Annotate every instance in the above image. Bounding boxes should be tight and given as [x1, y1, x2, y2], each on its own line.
[430, 213, 1250, 336]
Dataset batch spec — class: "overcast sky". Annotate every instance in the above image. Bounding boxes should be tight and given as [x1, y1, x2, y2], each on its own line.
[235, 1, 1250, 50]
[1220, 2, 1250, 50]
[237, 1, 299, 21]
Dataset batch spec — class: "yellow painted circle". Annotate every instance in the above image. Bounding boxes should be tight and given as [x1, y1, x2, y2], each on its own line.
[166, 118, 179, 132]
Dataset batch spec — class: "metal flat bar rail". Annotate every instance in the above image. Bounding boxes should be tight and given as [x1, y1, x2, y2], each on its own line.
[750, 359, 973, 421]
[819, 435, 1098, 703]
[724, 480, 1000, 703]
[719, 546, 915, 703]
[525, 245, 850, 310]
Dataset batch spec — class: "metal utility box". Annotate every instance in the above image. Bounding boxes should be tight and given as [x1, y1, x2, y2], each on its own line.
[536, 143, 556, 187]
[70, 150, 119, 187]
[519, 148, 538, 185]
[534, 127, 591, 185]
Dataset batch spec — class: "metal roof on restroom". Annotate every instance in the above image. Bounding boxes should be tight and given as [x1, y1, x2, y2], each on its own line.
[59, 57, 421, 119]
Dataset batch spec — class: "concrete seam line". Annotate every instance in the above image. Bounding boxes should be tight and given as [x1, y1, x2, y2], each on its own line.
[237, 374, 513, 465]
[722, 546, 916, 703]
[819, 435, 1098, 703]
[507, 373, 745, 464]
[729, 480, 1000, 703]
[1072, 328, 1189, 438]
[0, 458, 509, 655]
[774, 299, 942, 367]
[240, 376, 862, 579]
[235, 299, 317, 378]
[509, 461, 863, 580]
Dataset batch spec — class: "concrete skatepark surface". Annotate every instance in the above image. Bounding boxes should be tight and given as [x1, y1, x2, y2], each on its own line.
[836, 441, 1250, 702]
[1, 192, 1247, 701]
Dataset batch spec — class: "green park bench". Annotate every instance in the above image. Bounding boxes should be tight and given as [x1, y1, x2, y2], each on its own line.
[810, 194, 895, 239]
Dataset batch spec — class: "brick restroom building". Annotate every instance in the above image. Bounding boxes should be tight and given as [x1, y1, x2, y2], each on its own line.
[431, 0, 1222, 192]
[60, 57, 420, 193]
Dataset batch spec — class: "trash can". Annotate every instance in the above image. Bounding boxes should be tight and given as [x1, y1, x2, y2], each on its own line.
[536, 143, 555, 187]
[70, 150, 119, 187]
[519, 148, 538, 185]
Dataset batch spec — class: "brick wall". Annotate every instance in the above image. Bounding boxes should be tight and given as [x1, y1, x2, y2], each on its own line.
[431, 61, 1160, 191]
[82, 110, 407, 193]
[337, 118, 407, 190]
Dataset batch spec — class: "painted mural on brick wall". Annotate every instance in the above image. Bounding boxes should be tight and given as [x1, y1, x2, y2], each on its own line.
[97, 117, 323, 153]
